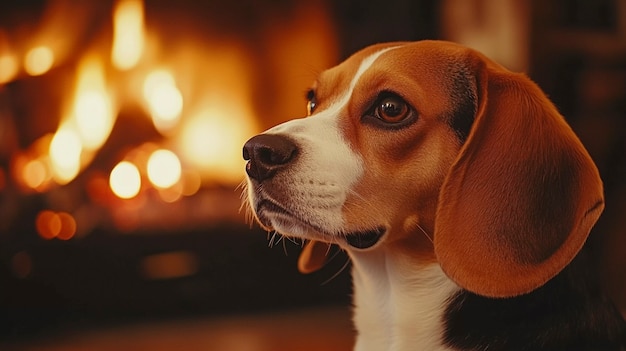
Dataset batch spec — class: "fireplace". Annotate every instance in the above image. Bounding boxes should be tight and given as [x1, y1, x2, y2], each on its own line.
[0, 0, 356, 335]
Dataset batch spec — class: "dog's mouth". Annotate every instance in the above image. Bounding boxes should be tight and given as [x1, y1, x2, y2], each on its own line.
[256, 199, 328, 236]
[345, 227, 386, 249]
[257, 200, 385, 249]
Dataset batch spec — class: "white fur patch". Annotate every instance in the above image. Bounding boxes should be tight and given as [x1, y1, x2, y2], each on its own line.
[259, 47, 397, 238]
[350, 252, 459, 351]
[249, 45, 462, 350]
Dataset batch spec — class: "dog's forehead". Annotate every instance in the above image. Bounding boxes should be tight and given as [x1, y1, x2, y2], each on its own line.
[313, 43, 402, 99]
[316, 41, 473, 101]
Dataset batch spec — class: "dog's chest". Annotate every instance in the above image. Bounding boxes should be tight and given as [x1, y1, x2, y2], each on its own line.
[350, 252, 459, 351]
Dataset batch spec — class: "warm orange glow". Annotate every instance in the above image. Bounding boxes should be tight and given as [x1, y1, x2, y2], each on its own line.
[36, 210, 76, 240]
[72, 56, 115, 150]
[140, 251, 199, 280]
[49, 128, 83, 184]
[24, 46, 54, 76]
[46, 56, 115, 185]
[22, 158, 49, 190]
[143, 70, 183, 132]
[158, 183, 182, 203]
[56, 212, 77, 240]
[178, 103, 257, 183]
[74, 91, 112, 147]
[36, 210, 62, 239]
[147, 149, 181, 188]
[180, 169, 201, 196]
[0, 54, 18, 83]
[110, 161, 141, 199]
[11, 136, 54, 192]
[112, 0, 145, 70]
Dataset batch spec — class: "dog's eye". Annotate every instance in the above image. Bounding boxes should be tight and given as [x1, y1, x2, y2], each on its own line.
[375, 95, 410, 123]
[363, 93, 417, 129]
[305, 89, 317, 115]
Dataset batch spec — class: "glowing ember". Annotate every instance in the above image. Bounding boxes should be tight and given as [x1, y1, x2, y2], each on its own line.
[111, 0, 145, 70]
[110, 161, 141, 199]
[24, 46, 54, 76]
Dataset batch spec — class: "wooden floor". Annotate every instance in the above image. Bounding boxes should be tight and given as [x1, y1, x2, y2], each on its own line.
[1, 306, 355, 351]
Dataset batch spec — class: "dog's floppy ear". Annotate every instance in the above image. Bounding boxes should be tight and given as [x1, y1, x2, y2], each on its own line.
[434, 57, 604, 298]
[298, 240, 332, 274]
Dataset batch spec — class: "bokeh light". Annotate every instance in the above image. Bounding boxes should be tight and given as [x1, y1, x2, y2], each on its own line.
[110, 161, 141, 199]
[24, 46, 54, 76]
[36, 210, 77, 240]
[147, 149, 181, 189]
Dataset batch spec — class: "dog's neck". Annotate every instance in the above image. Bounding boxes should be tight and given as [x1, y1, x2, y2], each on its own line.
[348, 246, 625, 351]
[349, 247, 459, 351]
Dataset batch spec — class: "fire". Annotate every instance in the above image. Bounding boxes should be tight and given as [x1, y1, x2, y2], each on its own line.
[3, 0, 339, 233]
[111, 0, 145, 70]
[72, 56, 115, 150]
[46, 55, 115, 185]
[49, 127, 82, 184]
[178, 102, 257, 184]
[143, 69, 183, 133]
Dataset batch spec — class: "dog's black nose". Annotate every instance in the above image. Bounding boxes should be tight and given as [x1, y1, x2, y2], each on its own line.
[243, 134, 298, 181]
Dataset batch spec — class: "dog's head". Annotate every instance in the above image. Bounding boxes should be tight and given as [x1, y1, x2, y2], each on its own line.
[242, 40, 604, 298]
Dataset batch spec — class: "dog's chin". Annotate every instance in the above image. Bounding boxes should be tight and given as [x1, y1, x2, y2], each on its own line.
[254, 200, 386, 249]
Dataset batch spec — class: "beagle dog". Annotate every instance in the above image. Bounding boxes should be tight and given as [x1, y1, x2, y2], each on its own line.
[242, 41, 625, 350]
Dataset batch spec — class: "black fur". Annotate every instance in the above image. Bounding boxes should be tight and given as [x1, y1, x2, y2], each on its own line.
[443, 247, 626, 351]
[448, 66, 477, 143]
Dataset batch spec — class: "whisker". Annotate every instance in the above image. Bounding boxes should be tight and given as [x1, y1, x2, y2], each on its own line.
[237, 180, 258, 227]
[282, 236, 288, 256]
[416, 223, 433, 243]
[322, 254, 351, 286]
[344, 188, 382, 218]
[235, 179, 247, 196]
[268, 231, 280, 248]
[284, 236, 301, 246]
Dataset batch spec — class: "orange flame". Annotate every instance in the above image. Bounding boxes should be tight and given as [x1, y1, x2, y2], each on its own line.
[112, 0, 145, 70]
[49, 54, 115, 185]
